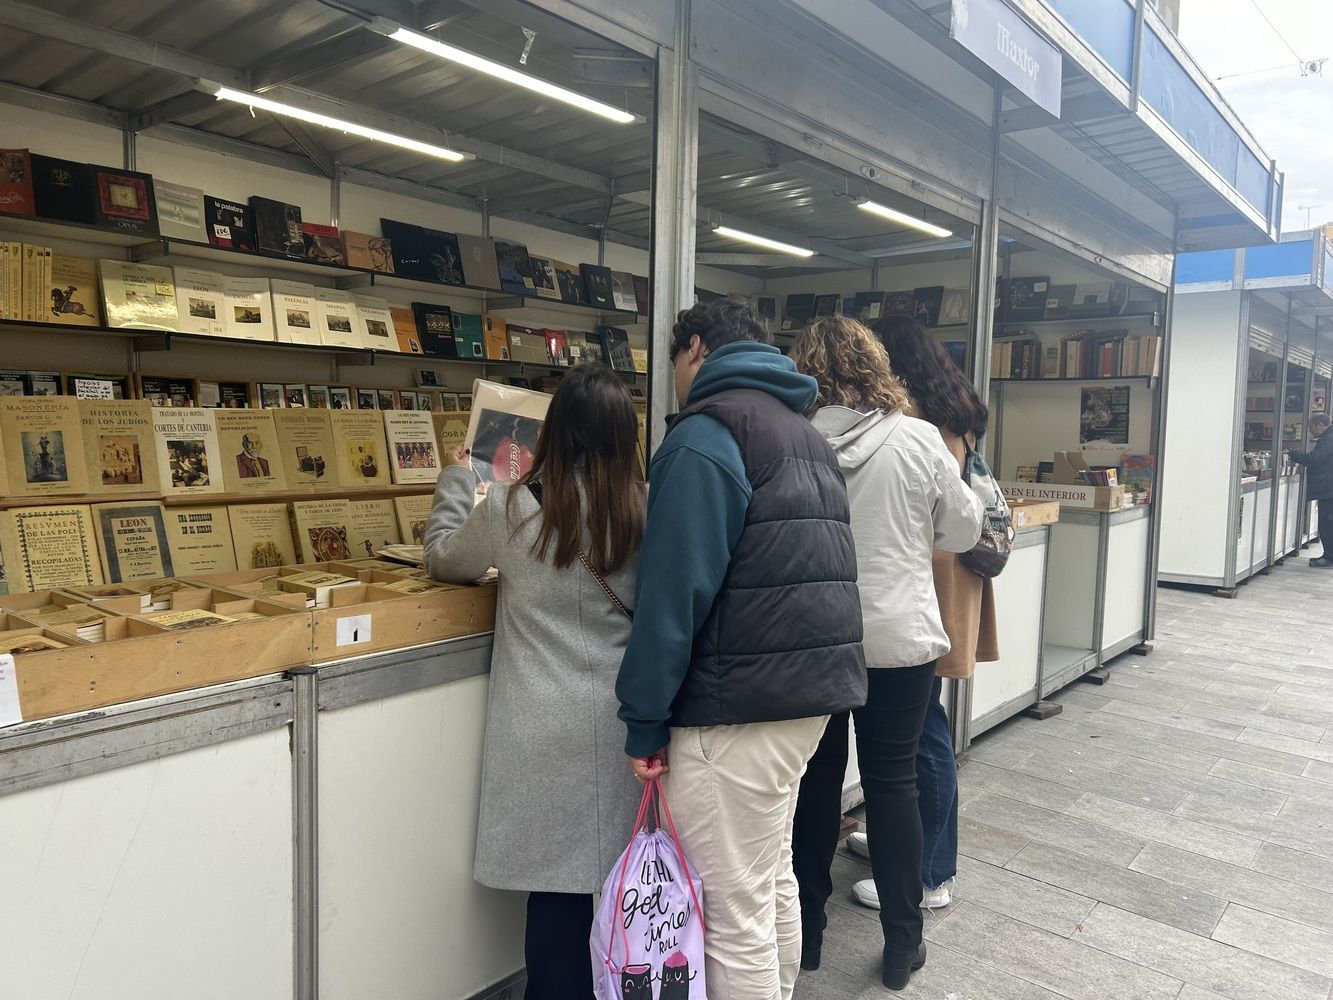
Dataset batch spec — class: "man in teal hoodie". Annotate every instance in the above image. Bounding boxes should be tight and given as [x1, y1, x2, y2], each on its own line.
[617, 298, 866, 1000]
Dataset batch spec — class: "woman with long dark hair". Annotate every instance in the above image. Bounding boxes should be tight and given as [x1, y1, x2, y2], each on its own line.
[843, 313, 1000, 914]
[424, 363, 646, 1000]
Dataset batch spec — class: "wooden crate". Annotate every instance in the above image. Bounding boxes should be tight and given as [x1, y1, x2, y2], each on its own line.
[1009, 498, 1061, 530]
[310, 582, 497, 663]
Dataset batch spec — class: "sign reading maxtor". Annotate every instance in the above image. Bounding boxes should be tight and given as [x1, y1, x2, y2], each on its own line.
[952, 0, 1062, 118]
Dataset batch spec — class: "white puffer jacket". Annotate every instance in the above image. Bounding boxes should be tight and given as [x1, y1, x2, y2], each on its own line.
[811, 405, 984, 668]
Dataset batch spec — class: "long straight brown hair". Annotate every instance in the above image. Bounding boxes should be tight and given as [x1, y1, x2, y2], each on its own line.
[507, 363, 645, 574]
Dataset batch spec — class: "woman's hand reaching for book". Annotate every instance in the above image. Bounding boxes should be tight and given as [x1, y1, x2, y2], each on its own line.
[446, 445, 472, 468]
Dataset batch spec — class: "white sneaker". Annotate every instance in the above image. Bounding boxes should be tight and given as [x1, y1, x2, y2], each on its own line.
[847, 831, 870, 859]
[852, 878, 881, 910]
[922, 881, 953, 909]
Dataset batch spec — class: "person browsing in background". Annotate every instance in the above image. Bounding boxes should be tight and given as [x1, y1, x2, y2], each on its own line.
[616, 298, 867, 1000]
[788, 316, 982, 992]
[839, 314, 1002, 915]
[1290, 412, 1333, 567]
[423, 364, 645, 1000]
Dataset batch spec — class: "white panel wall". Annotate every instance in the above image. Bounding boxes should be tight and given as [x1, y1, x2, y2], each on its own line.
[992, 381, 1156, 477]
[971, 536, 1045, 727]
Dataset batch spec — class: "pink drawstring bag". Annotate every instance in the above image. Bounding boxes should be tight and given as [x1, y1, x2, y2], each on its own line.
[590, 779, 707, 1000]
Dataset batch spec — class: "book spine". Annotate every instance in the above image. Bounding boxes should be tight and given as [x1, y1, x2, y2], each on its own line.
[0, 242, 8, 320]
[9, 241, 21, 321]
[41, 246, 52, 324]
[21, 243, 34, 321]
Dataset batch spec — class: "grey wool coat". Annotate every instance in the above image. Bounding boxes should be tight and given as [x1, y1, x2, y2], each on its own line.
[423, 465, 641, 894]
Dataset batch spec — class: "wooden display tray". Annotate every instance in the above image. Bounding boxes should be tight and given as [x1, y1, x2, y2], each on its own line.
[1009, 498, 1060, 530]
[310, 581, 497, 663]
[0, 592, 131, 638]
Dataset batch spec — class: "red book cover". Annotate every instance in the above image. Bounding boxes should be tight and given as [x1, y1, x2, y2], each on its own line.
[543, 328, 570, 366]
[93, 168, 159, 236]
[1100, 342, 1115, 378]
[0, 148, 35, 216]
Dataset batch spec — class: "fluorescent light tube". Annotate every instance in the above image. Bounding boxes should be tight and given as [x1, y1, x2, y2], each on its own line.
[369, 19, 639, 125]
[856, 200, 953, 238]
[207, 84, 467, 162]
[712, 225, 815, 257]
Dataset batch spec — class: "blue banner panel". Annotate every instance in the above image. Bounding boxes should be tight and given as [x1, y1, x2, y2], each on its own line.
[1044, 0, 1135, 80]
[1176, 249, 1237, 286]
[1244, 240, 1314, 282]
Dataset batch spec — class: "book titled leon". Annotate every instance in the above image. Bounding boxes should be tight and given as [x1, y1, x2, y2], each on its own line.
[79, 398, 159, 496]
[91, 500, 174, 583]
[271, 408, 339, 489]
[151, 407, 222, 496]
[383, 410, 441, 485]
[290, 498, 353, 563]
[99, 260, 179, 331]
[0, 504, 103, 593]
[213, 408, 290, 493]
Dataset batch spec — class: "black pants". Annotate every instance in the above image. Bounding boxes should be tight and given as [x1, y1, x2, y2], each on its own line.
[792, 661, 937, 956]
[1318, 499, 1333, 559]
[525, 891, 594, 1000]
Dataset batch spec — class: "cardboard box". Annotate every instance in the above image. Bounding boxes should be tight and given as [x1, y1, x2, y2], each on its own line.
[1053, 451, 1118, 488]
[1009, 498, 1060, 530]
[310, 581, 496, 663]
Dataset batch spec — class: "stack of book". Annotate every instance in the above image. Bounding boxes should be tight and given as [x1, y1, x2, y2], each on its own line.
[277, 570, 361, 609]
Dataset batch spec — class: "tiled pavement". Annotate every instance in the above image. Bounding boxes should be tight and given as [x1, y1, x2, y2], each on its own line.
[796, 542, 1333, 1000]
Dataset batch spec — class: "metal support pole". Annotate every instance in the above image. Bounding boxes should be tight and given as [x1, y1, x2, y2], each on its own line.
[1224, 293, 1252, 590]
[291, 666, 319, 1000]
[330, 162, 341, 230]
[1141, 218, 1177, 641]
[1267, 298, 1295, 569]
[1129, 0, 1148, 113]
[647, 0, 698, 456]
[122, 126, 136, 171]
[481, 197, 490, 239]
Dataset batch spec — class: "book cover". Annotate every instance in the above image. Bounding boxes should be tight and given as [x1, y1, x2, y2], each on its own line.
[453, 312, 486, 360]
[198, 380, 252, 409]
[163, 505, 237, 574]
[527, 255, 561, 299]
[1043, 283, 1077, 320]
[551, 259, 587, 305]
[457, 235, 501, 290]
[249, 196, 304, 258]
[79, 398, 158, 496]
[30, 154, 95, 225]
[544, 328, 570, 367]
[229, 502, 298, 569]
[27, 371, 61, 396]
[222, 275, 275, 341]
[392, 493, 435, 546]
[0, 148, 34, 216]
[308, 385, 330, 409]
[1, 503, 103, 592]
[379, 218, 432, 281]
[99, 260, 179, 331]
[1, 396, 90, 498]
[213, 408, 290, 493]
[1005, 277, 1049, 322]
[610, 270, 637, 313]
[496, 241, 535, 295]
[938, 288, 971, 327]
[329, 387, 352, 412]
[271, 407, 339, 489]
[464, 381, 550, 485]
[302, 222, 345, 265]
[390, 306, 424, 355]
[853, 291, 887, 323]
[597, 325, 633, 372]
[290, 498, 353, 562]
[329, 409, 390, 488]
[507, 324, 547, 364]
[153, 179, 207, 243]
[47, 255, 101, 326]
[66, 372, 129, 400]
[781, 293, 816, 330]
[812, 293, 840, 318]
[342, 231, 394, 273]
[141, 608, 235, 631]
[314, 288, 361, 349]
[91, 500, 174, 582]
[0, 369, 25, 397]
[354, 295, 395, 351]
[347, 498, 401, 559]
[477, 314, 508, 360]
[203, 195, 253, 251]
[632, 275, 650, 315]
[885, 290, 916, 317]
[139, 376, 196, 407]
[152, 407, 221, 496]
[913, 286, 945, 327]
[580, 264, 616, 310]
[91, 166, 158, 237]
[173, 266, 226, 337]
[411, 302, 459, 359]
[271, 279, 318, 345]
[384, 410, 442, 485]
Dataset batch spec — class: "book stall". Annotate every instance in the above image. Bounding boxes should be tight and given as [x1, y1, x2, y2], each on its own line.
[0, 1, 1284, 999]
[1160, 230, 1333, 594]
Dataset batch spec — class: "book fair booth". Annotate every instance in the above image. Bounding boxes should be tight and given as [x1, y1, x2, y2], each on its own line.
[1159, 230, 1333, 594]
[0, 2, 1282, 999]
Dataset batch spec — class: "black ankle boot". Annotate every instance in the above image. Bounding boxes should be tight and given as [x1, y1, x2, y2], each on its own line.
[881, 942, 927, 990]
[800, 927, 823, 971]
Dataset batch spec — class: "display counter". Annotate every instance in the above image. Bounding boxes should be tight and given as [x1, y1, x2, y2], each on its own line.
[0, 633, 526, 1000]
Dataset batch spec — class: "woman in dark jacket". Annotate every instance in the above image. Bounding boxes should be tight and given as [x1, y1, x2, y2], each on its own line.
[1291, 412, 1333, 566]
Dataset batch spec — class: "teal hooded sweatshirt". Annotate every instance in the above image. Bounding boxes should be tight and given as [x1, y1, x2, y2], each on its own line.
[615, 340, 819, 757]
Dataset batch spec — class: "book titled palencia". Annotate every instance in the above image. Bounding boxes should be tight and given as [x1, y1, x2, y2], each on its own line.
[163, 505, 237, 575]
[151, 407, 222, 496]
[271, 279, 318, 345]
[173, 266, 227, 337]
[0, 395, 91, 498]
[79, 398, 159, 496]
[99, 260, 179, 331]
[0, 503, 104, 593]
[213, 408, 291, 494]
[290, 498, 354, 563]
[383, 410, 442, 485]
[329, 409, 390, 488]
[91, 500, 175, 583]
[229, 502, 298, 569]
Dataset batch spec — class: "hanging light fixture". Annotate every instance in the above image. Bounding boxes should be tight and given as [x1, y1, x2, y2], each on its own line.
[856, 199, 953, 239]
[712, 225, 816, 258]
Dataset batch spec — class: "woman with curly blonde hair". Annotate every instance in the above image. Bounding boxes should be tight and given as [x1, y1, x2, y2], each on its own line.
[788, 314, 982, 991]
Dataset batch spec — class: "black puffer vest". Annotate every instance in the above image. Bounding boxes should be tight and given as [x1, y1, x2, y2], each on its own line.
[668, 388, 867, 728]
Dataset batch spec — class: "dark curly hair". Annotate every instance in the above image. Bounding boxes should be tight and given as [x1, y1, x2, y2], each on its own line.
[873, 314, 988, 439]
[670, 296, 771, 359]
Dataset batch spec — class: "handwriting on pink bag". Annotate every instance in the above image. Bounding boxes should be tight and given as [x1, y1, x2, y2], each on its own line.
[621, 859, 692, 956]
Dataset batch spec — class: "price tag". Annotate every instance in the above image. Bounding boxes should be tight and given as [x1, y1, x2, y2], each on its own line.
[0, 653, 22, 728]
[335, 614, 373, 647]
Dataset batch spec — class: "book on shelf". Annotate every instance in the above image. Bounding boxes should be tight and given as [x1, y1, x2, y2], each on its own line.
[314, 288, 362, 350]
[0, 503, 103, 592]
[0, 242, 18, 320]
[329, 409, 391, 488]
[26, 371, 61, 397]
[597, 326, 634, 372]
[633, 275, 650, 315]
[229, 502, 298, 569]
[397, 389, 419, 411]
[47, 254, 101, 326]
[347, 498, 401, 559]
[544, 329, 570, 367]
[1004, 277, 1049, 322]
[249, 196, 304, 258]
[853, 291, 887, 323]
[30, 154, 95, 224]
[290, 498, 354, 563]
[1068, 281, 1127, 319]
[609, 271, 638, 313]
[203, 195, 254, 251]
[411, 302, 459, 359]
[527, 255, 562, 300]
[0, 634, 69, 653]
[173, 267, 226, 337]
[483, 315, 510, 360]
[270, 407, 340, 490]
[551, 259, 587, 305]
[0, 395, 90, 498]
[153, 180, 208, 243]
[389, 306, 424, 355]
[913, 286, 945, 327]
[1043, 284, 1077, 320]
[812, 293, 840, 318]
[22, 243, 52, 322]
[139, 375, 196, 408]
[197, 379, 252, 409]
[307, 385, 330, 409]
[278, 569, 360, 608]
[151, 407, 221, 496]
[341, 231, 395, 274]
[212, 408, 290, 493]
[91, 166, 158, 238]
[91, 500, 175, 583]
[271, 279, 318, 345]
[384, 410, 441, 485]
[938, 288, 970, 326]
[100, 260, 179, 331]
[354, 295, 396, 351]
[0, 148, 34, 216]
[0, 369, 24, 396]
[453, 312, 486, 361]
[392, 492, 434, 546]
[754, 295, 777, 330]
[507, 324, 547, 364]
[458, 235, 501, 291]
[80, 398, 159, 496]
[222, 275, 275, 341]
[885, 290, 916, 317]
[302, 222, 344, 265]
[164, 505, 237, 574]
[496, 241, 535, 295]
[781, 294, 815, 331]
[376, 389, 395, 411]
[380, 219, 465, 285]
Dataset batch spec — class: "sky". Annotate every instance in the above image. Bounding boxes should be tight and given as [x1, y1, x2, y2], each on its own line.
[1178, 0, 1333, 233]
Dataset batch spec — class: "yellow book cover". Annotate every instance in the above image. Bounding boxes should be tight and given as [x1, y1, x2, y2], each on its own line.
[98, 259, 179, 331]
[48, 255, 102, 326]
[213, 408, 291, 493]
[1, 396, 91, 498]
[79, 398, 159, 496]
[141, 608, 234, 631]
[290, 498, 353, 563]
[90, 500, 174, 582]
[0, 504, 103, 593]
[229, 502, 299, 569]
[383, 410, 441, 485]
[432, 411, 470, 458]
[347, 498, 400, 559]
[151, 407, 222, 496]
[392, 493, 434, 546]
[163, 505, 237, 575]
[328, 409, 390, 488]
[271, 408, 340, 490]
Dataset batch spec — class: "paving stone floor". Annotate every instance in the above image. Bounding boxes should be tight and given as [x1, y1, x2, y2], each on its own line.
[795, 542, 1333, 1000]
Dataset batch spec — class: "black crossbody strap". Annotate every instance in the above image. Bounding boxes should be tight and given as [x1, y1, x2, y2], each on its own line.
[528, 482, 633, 621]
